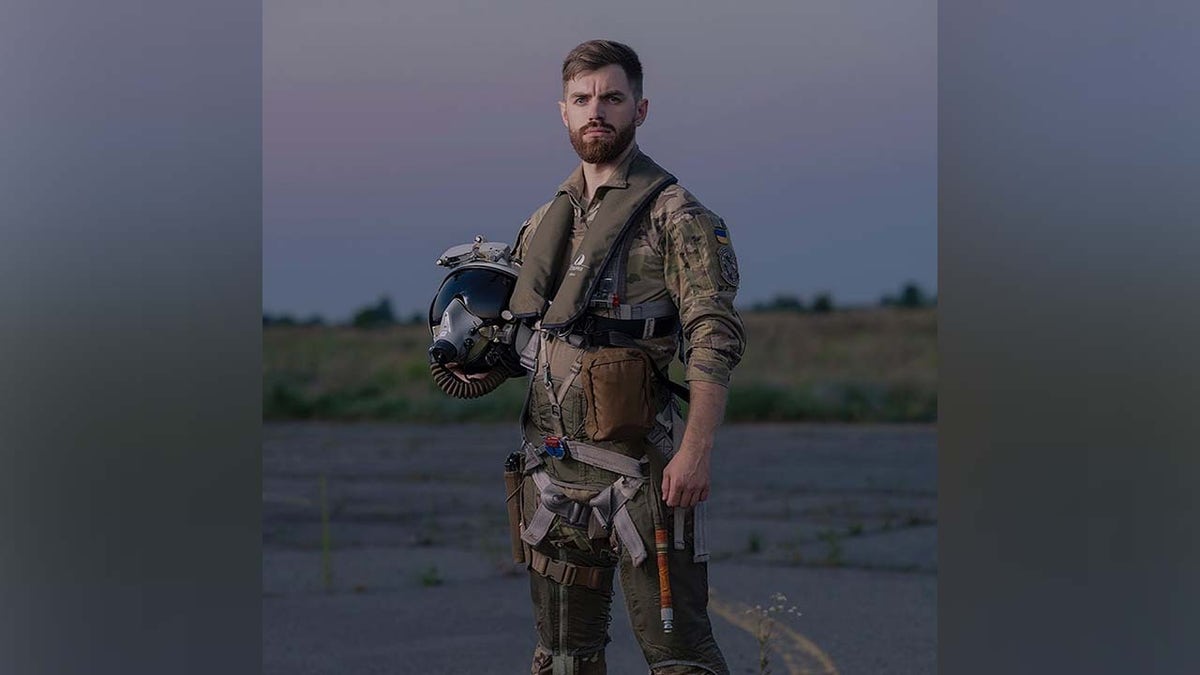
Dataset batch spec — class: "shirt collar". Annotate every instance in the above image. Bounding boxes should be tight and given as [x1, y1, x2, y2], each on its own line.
[557, 143, 642, 203]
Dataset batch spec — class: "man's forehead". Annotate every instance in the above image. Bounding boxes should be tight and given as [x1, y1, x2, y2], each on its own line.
[564, 65, 633, 94]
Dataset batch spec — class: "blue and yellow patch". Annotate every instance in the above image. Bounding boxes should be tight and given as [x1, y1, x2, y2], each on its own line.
[713, 224, 730, 245]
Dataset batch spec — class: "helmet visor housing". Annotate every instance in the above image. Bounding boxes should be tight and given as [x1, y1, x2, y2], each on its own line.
[428, 267, 514, 329]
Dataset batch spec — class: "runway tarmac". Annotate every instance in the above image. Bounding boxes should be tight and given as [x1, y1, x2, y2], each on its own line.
[264, 422, 936, 674]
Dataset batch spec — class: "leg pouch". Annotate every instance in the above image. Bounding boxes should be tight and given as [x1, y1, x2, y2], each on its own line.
[581, 347, 656, 442]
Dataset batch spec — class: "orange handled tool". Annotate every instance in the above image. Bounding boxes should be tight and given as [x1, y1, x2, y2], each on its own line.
[654, 526, 674, 633]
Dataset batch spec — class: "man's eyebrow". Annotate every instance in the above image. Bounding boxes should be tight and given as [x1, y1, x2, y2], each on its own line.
[567, 89, 627, 99]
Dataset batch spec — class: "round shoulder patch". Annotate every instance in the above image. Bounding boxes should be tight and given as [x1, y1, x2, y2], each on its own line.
[717, 245, 739, 286]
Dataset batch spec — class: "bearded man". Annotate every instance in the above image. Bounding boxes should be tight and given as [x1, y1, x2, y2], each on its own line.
[507, 39, 745, 675]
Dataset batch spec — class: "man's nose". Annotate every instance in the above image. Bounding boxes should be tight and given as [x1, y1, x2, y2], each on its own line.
[587, 100, 605, 121]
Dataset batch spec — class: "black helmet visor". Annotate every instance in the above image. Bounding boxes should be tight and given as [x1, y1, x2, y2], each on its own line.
[429, 267, 514, 326]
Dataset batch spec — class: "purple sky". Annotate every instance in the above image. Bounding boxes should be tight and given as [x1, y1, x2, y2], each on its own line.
[264, 0, 935, 321]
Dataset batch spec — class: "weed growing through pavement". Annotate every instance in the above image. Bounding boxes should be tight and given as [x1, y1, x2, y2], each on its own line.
[748, 531, 764, 553]
[745, 592, 801, 675]
[817, 529, 844, 566]
[418, 565, 444, 587]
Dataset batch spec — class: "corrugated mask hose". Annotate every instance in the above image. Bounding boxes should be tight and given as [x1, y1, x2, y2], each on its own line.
[429, 360, 510, 399]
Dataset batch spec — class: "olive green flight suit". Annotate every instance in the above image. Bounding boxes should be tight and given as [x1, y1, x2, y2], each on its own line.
[513, 145, 745, 675]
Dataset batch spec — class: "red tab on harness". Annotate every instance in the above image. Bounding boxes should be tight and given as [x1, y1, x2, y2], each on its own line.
[544, 435, 565, 459]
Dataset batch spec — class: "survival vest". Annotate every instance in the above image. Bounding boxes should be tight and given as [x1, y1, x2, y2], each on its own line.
[509, 151, 679, 333]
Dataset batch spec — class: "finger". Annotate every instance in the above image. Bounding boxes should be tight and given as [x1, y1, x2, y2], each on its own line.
[670, 483, 685, 508]
[698, 486, 710, 503]
[661, 474, 672, 505]
[679, 489, 696, 509]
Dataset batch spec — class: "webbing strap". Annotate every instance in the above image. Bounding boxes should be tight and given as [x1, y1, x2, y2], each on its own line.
[587, 476, 641, 530]
[563, 439, 646, 478]
[606, 297, 676, 321]
[552, 654, 574, 675]
[693, 501, 710, 562]
[539, 333, 584, 438]
[521, 500, 557, 546]
[527, 547, 613, 590]
[674, 508, 686, 551]
[613, 507, 647, 566]
[530, 471, 590, 528]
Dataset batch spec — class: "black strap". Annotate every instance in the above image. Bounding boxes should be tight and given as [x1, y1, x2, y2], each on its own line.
[585, 314, 678, 340]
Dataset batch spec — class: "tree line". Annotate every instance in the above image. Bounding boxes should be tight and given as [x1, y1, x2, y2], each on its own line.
[263, 297, 423, 329]
[264, 281, 936, 328]
[748, 281, 935, 313]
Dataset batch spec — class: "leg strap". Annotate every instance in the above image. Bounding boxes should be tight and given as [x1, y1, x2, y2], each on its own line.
[526, 546, 614, 590]
[521, 467, 649, 567]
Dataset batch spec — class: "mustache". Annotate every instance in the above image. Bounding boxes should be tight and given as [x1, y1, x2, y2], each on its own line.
[583, 123, 615, 132]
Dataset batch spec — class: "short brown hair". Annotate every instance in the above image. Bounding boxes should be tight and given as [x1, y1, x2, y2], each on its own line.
[562, 40, 644, 99]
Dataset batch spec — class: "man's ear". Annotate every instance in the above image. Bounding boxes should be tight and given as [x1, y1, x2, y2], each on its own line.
[558, 100, 569, 128]
[636, 97, 649, 126]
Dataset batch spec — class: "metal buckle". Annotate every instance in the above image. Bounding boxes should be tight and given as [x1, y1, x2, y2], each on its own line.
[566, 501, 589, 528]
[578, 315, 597, 335]
[560, 563, 577, 586]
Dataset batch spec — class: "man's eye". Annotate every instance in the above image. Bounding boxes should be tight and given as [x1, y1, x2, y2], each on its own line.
[574, 97, 587, 104]
[607, 96, 621, 103]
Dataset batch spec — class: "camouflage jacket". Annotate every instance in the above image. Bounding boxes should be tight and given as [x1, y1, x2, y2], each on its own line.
[513, 145, 745, 388]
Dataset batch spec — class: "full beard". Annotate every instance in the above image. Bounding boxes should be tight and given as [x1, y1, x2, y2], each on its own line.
[568, 121, 636, 164]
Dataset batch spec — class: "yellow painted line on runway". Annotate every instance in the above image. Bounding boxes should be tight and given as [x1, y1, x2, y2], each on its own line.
[709, 588, 840, 675]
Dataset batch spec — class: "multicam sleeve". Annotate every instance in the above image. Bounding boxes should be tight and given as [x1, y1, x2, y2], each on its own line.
[661, 208, 747, 387]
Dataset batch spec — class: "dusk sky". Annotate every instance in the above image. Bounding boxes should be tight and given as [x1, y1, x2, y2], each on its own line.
[264, 0, 935, 321]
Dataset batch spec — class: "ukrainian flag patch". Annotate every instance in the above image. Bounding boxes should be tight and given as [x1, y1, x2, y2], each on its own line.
[713, 224, 730, 245]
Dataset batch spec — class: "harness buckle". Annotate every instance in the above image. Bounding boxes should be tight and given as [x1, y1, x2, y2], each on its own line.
[566, 501, 589, 529]
[560, 564, 578, 586]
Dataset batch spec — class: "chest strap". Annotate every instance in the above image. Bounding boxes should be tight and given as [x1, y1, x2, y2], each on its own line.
[580, 313, 678, 341]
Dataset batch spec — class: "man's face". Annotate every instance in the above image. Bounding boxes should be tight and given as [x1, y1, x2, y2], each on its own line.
[559, 64, 648, 165]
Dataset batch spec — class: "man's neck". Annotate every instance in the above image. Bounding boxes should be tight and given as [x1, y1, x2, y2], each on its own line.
[580, 143, 637, 202]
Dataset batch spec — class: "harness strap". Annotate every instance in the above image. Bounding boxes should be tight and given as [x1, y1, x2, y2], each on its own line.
[693, 501, 710, 563]
[584, 315, 678, 340]
[521, 501, 557, 546]
[538, 333, 585, 438]
[613, 507, 648, 566]
[563, 438, 646, 478]
[674, 508, 686, 551]
[520, 450, 650, 567]
[587, 476, 640, 528]
[526, 546, 613, 590]
[603, 297, 677, 321]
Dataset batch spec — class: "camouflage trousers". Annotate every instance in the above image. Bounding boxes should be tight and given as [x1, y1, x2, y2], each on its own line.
[521, 470, 729, 675]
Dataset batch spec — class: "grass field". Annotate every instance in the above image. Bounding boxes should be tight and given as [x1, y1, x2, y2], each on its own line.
[263, 307, 936, 423]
